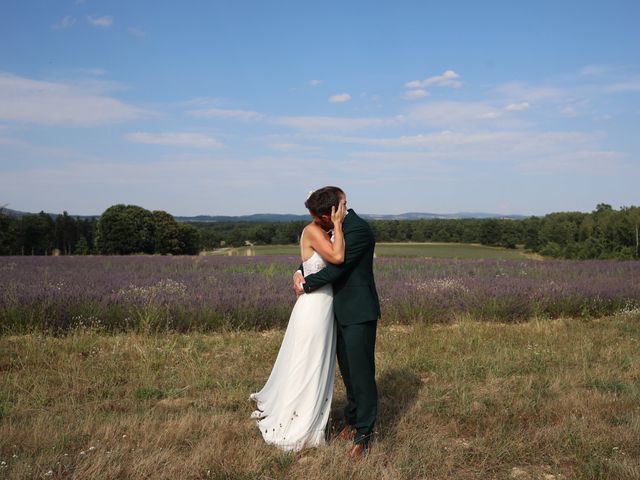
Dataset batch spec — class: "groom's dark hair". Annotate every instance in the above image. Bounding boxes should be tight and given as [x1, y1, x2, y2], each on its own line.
[305, 186, 344, 217]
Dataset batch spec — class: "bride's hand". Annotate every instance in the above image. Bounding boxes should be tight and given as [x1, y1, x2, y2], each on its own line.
[331, 200, 347, 227]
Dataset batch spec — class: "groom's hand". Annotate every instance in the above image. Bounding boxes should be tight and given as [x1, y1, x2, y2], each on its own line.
[293, 271, 305, 295]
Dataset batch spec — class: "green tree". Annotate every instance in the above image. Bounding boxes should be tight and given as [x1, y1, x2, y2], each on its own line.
[271, 229, 290, 245]
[479, 219, 502, 245]
[152, 210, 182, 254]
[595, 203, 613, 212]
[96, 204, 155, 254]
[539, 241, 563, 258]
[499, 220, 520, 249]
[77, 217, 98, 253]
[522, 216, 542, 250]
[397, 221, 413, 241]
[539, 214, 580, 246]
[54, 211, 79, 255]
[74, 236, 90, 255]
[412, 228, 426, 242]
[0, 207, 18, 255]
[18, 212, 55, 255]
[177, 223, 200, 254]
[626, 206, 640, 258]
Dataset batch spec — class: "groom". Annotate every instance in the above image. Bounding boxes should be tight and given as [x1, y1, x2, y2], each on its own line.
[294, 186, 381, 459]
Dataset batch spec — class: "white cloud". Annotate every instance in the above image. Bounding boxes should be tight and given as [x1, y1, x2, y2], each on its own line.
[341, 130, 635, 178]
[405, 70, 462, 89]
[0, 146, 362, 213]
[605, 80, 640, 93]
[402, 89, 429, 100]
[505, 102, 530, 112]
[495, 82, 565, 102]
[305, 130, 606, 168]
[187, 107, 265, 121]
[87, 15, 114, 27]
[73, 68, 108, 77]
[406, 101, 505, 126]
[579, 64, 608, 76]
[340, 131, 638, 175]
[394, 131, 509, 148]
[272, 116, 388, 131]
[127, 27, 146, 37]
[0, 136, 25, 148]
[125, 132, 223, 149]
[561, 106, 579, 117]
[348, 150, 448, 169]
[64, 76, 128, 95]
[0, 72, 152, 126]
[0, 134, 101, 163]
[427, 70, 462, 87]
[329, 93, 351, 103]
[479, 111, 502, 119]
[328, 153, 454, 181]
[179, 97, 223, 108]
[51, 16, 76, 30]
[267, 142, 320, 152]
[517, 150, 628, 175]
[309, 80, 322, 87]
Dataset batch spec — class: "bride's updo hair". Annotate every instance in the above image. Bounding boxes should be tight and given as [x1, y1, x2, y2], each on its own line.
[305, 186, 344, 217]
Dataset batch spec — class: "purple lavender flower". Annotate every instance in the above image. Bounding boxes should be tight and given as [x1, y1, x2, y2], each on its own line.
[1, 256, 639, 333]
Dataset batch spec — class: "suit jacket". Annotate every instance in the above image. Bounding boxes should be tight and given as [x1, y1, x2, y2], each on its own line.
[302, 209, 381, 325]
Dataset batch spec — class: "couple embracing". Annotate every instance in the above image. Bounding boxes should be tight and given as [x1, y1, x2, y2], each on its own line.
[250, 186, 381, 459]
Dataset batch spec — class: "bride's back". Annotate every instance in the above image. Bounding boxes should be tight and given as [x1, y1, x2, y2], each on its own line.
[300, 226, 328, 277]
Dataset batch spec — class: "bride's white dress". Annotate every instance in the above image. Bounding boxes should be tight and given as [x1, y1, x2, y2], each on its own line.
[250, 234, 337, 451]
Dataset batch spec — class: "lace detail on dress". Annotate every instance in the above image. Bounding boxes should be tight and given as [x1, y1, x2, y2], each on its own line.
[302, 252, 326, 277]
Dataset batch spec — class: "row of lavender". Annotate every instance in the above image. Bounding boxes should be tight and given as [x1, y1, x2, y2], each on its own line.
[1, 256, 639, 333]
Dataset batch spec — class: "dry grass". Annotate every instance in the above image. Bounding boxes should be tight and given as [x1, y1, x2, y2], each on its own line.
[1, 313, 639, 479]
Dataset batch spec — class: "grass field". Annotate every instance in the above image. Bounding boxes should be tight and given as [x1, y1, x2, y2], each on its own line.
[1, 312, 639, 479]
[375, 243, 530, 259]
[206, 242, 532, 260]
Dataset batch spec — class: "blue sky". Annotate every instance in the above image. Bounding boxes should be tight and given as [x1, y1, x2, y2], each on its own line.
[1, 1, 639, 216]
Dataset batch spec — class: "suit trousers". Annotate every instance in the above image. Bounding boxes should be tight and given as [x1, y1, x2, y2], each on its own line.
[336, 319, 377, 446]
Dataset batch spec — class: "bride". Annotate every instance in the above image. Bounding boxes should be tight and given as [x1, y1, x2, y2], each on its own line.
[250, 189, 347, 451]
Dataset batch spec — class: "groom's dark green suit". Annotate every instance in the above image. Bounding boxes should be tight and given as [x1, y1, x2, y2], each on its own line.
[301, 209, 380, 447]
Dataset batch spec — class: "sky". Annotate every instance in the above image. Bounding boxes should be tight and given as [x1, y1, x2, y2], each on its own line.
[0, 1, 639, 217]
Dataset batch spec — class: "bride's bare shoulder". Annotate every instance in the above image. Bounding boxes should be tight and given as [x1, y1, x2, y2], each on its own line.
[303, 223, 323, 236]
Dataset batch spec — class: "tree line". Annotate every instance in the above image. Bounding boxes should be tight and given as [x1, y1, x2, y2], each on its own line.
[194, 203, 639, 259]
[0, 204, 198, 255]
[1, 203, 638, 259]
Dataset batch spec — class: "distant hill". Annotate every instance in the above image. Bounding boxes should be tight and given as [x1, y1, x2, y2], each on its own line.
[175, 213, 309, 222]
[1, 207, 98, 220]
[361, 212, 527, 221]
[2, 208, 527, 222]
[178, 212, 528, 222]
[2, 207, 527, 222]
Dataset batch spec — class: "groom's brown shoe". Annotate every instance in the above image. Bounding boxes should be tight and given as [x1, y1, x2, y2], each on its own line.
[346, 442, 368, 460]
[336, 425, 356, 441]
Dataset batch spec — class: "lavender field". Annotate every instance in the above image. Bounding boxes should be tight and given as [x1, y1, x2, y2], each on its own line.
[1, 256, 640, 334]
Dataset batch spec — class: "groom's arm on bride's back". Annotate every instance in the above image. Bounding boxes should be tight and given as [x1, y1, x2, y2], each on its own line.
[302, 226, 372, 293]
